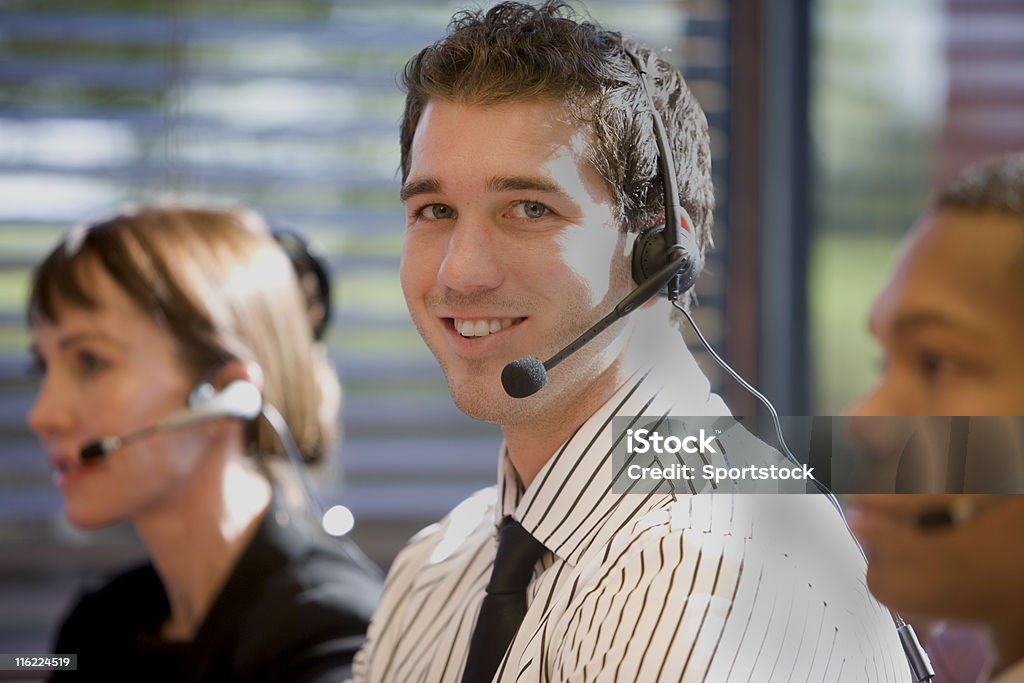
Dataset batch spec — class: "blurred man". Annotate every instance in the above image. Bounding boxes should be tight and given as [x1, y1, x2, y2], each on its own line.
[849, 154, 1024, 417]
[354, 3, 909, 681]
[852, 494, 1024, 682]
[850, 152, 1024, 682]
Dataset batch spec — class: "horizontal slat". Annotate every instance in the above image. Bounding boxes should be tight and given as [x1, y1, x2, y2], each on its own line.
[0, 109, 730, 143]
[0, 355, 446, 383]
[0, 207, 407, 237]
[334, 482, 492, 520]
[0, 434, 500, 479]
[0, 163, 397, 192]
[342, 436, 501, 476]
[0, 107, 400, 140]
[0, 58, 405, 91]
[1, 11, 447, 50]
[0, 310, 418, 330]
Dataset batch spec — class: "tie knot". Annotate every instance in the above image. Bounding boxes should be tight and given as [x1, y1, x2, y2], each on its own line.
[487, 517, 546, 595]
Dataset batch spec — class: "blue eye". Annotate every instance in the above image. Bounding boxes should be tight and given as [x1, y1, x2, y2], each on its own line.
[512, 201, 549, 220]
[420, 204, 454, 220]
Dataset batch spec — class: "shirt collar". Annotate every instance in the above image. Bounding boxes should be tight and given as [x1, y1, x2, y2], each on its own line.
[496, 345, 729, 568]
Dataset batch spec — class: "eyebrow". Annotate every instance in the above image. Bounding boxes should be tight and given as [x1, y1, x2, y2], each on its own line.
[487, 175, 564, 195]
[399, 175, 568, 202]
[33, 331, 130, 357]
[28, 331, 127, 366]
[886, 311, 985, 340]
[400, 178, 441, 202]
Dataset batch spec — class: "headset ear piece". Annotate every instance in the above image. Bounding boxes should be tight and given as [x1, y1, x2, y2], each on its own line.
[188, 381, 217, 409]
[631, 223, 668, 286]
[272, 228, 332, 342]
[187, 361, 264, 415]
[631, 222, 701, 295]
[675, 222, 701, 293]
[186, 381, 263, 421]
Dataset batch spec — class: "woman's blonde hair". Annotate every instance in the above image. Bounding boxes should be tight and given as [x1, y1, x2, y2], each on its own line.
[28, 205, 340, 465]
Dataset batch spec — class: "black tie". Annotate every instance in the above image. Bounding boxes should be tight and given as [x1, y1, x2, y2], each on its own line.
[461, 516, 547, 683]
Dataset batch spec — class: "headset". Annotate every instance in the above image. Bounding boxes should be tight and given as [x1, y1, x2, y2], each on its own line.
[917, 496, 1019, 530]
[273, 228, 333, 342]
[502, 41, 936, 681]
[623, 55, 702, 302]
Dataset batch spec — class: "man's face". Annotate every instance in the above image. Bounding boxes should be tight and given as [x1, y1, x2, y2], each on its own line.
[850, 209, 1024, 416]
[399, 98, 634, 425]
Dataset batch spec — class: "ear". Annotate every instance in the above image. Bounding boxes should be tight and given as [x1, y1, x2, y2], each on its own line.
[210, 359, 264, 393]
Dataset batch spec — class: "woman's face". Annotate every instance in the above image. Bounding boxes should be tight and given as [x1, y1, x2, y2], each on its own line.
[28, 260, 214, 528]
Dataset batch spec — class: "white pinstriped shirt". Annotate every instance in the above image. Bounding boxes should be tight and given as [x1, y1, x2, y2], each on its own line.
[353, 356, 911, 682]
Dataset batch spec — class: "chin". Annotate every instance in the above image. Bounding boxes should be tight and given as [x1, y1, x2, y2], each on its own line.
[450, 385, 512, 424]
[64, 503, 123, 530]
[867, 568, 945, 618]
[446, 371, 538, 425]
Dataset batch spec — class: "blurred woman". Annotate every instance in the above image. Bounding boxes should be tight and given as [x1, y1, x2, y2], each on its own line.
[28, 205, 381, 682]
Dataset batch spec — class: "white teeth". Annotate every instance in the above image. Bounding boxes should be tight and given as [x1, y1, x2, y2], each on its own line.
[454, 318, 517, 338]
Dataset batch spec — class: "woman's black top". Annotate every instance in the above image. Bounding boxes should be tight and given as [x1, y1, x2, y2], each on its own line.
[50, 501, 382, 682]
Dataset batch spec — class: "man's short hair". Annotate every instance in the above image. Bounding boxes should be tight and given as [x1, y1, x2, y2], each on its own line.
[937, 152, 1024, 218]
[399, 1, 715, 280]
[935, 152, 1024, 282]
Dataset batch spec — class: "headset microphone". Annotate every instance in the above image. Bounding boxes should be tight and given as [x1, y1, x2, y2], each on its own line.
[916, 496, 1016, 531]
[80, 380, 263, 461]
[501, 248, 688, 398]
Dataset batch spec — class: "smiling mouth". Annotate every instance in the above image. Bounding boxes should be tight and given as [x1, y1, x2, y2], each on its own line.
[449, 317, 524, 338]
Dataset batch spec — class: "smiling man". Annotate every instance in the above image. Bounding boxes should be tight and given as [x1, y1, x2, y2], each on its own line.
[353, 3, 910, 682]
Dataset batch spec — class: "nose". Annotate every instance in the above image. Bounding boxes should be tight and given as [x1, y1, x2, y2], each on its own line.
[846, 376, 941, 492]
[847, 387, 881, 419]
[847, 372, 911, 418]
[438, 221, 504, 294]
[847, 377, 906, 451]
[27, 374, 75, 439]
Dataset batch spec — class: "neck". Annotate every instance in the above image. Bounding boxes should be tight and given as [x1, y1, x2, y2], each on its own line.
[503, 302, 685, 488]
[133, 451, 272, 640]
[503, 357, 626, 488]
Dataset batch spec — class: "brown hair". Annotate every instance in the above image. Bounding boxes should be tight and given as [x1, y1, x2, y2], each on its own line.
[937, 152, 1024, 219]
[28, 205, 340, 465]
[399, 0, 715, 303]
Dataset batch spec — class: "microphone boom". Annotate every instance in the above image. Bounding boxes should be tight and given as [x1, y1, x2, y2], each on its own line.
[79, 381, 262, 461]
[501, 251, 685, 399]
